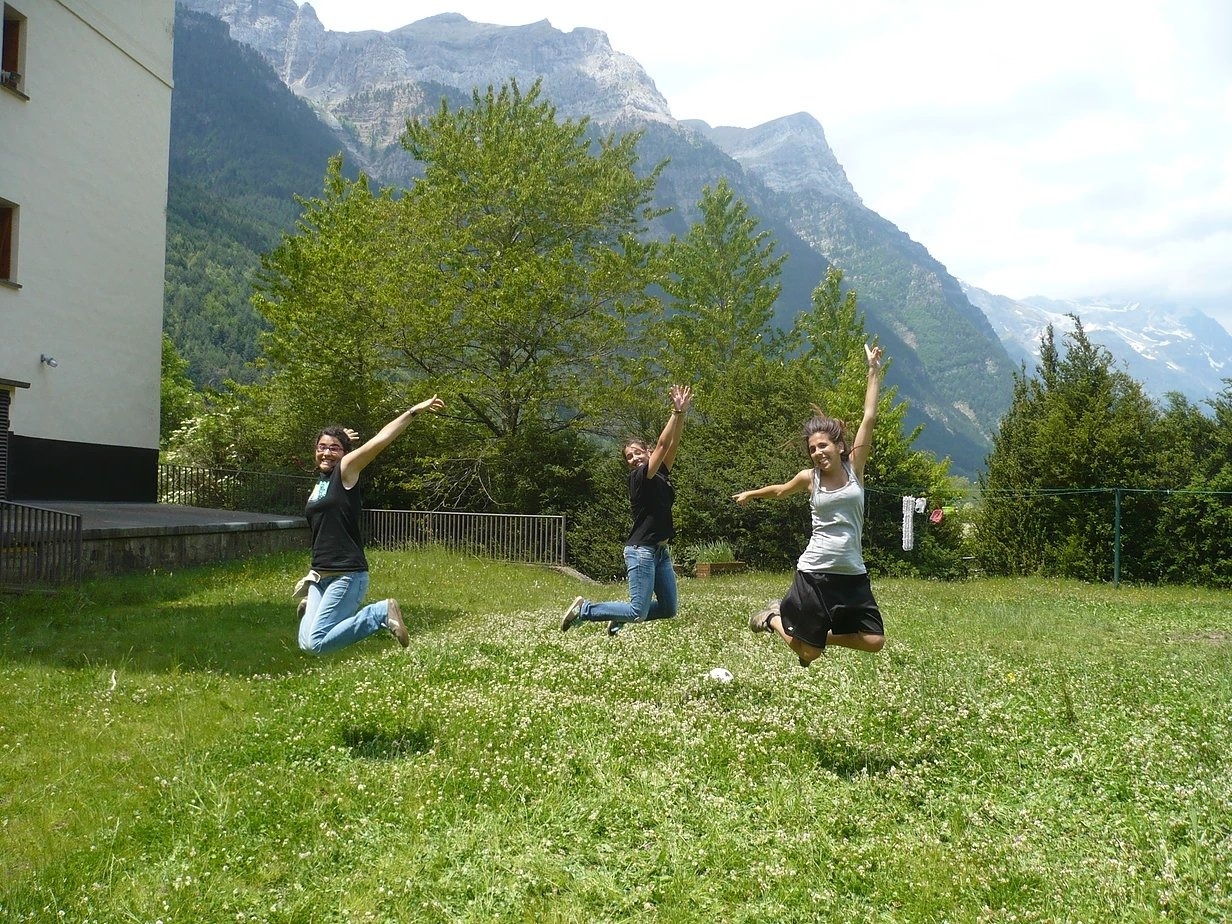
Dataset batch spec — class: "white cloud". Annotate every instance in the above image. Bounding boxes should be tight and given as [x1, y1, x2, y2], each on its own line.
[298, 0, 1232, 330]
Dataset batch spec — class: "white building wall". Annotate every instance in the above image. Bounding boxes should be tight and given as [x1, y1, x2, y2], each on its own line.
[0, 0, 173, 495]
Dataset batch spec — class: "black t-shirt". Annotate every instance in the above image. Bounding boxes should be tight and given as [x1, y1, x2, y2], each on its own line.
[305, 464, 368, 572]
[626, 463, 675, 546]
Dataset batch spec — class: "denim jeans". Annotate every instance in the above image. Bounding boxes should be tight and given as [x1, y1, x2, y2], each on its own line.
[297, 571, 390, 655]
[582, 544, 678, 624]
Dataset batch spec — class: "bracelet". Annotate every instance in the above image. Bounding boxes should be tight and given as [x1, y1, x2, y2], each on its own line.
[671, 409, 683, 415]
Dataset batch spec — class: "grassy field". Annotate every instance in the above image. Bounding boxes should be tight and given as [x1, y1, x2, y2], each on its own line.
[1, 549, 1230, 923]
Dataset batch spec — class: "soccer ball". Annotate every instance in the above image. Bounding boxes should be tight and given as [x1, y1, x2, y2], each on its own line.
[708, 667, 734, 683]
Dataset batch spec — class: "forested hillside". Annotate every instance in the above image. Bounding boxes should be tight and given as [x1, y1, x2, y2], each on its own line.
[164, 10, 353, 385]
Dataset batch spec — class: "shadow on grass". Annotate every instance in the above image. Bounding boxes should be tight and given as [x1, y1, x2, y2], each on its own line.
[0, 600, 468, 677]
[806, 736, 915, 779]
[398, 600, 461, 637]
[341, 722, 435, 760]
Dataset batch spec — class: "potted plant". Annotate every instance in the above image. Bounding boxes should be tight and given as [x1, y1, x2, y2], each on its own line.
[686, 540, 747, 578]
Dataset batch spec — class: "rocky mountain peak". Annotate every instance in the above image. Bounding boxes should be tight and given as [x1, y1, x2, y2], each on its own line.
[180, 2, 674, 137]
[691, 112, 861, 205]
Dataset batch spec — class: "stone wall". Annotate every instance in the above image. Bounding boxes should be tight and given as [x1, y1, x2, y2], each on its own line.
[81, 523, 310, 577]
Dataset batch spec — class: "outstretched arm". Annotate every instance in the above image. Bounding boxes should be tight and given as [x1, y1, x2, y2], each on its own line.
[849, 344, 884, 481]
[646, 385, 693, 478]
[732, 469, 813, 505]
[339, 395, 445, 488]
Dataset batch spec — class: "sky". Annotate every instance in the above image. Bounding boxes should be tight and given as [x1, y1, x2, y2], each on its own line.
[300, 0, 1232, 331]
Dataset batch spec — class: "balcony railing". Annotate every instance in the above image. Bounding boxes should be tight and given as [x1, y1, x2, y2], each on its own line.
[0, 501, 83, 589]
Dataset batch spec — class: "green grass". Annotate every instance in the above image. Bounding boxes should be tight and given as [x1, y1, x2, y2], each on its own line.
[2, 550, 1231, 922]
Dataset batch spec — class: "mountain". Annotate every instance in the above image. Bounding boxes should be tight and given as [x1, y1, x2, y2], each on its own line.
[963, 283, 1232, 405]
[170, 2, 1017, 474]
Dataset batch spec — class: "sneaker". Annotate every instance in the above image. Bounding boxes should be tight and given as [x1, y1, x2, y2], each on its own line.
[749, 601, 778, 634]
[385, 598, 410, 648]
[560, 596, 585, 632]
[606, 621, 622, 636]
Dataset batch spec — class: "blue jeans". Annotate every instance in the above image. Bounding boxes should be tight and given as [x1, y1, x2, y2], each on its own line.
[582, 544, 678, 624]
[297, 572, 390, 655]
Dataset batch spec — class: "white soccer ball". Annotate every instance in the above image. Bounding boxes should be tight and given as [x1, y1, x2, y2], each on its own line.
[708, 667, 734, 683]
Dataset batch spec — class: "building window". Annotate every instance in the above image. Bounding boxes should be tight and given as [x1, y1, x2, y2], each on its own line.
[0, 200, 16, 283]
[2, 4, 25, 95]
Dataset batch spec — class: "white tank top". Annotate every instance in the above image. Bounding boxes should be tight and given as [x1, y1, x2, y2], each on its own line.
[796, 463, 866, 574]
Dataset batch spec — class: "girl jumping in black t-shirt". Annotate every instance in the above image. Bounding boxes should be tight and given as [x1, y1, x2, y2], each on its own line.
[560, 385, 693, 635]
[297, 395, 444, 655]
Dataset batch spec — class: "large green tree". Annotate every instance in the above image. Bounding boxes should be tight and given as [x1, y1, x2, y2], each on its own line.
[976, 318, 1166, 579]
[245, 80, 666, 513]
[787, 270, 959, 575]
[1150, 383, 1232, 586]
[642, 179, 803, 566]
[159, 332, 203, 449]
[632, 180, 957, 572]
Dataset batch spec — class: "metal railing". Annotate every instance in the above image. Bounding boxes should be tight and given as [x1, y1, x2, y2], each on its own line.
[158, 464, 315, 516]
[363, 509, 566, 567]
[157, 465, 566, 567]
[0, 501, 83, 588]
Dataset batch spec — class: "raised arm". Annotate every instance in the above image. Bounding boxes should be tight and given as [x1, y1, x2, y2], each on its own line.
[848, 344, 884, 481]
[732, 468, 813, 505]
[646, 385, 693, 478]
[339, 395, 445, 489]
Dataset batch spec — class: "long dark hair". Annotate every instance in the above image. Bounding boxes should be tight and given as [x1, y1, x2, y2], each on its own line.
[802, 410, 849, 462]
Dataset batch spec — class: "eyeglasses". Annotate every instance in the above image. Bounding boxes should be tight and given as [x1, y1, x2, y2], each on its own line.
[315, 444, 345, 455]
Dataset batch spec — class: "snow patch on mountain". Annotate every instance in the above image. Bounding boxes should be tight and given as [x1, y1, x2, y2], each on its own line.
[963, 284, 1231, 403]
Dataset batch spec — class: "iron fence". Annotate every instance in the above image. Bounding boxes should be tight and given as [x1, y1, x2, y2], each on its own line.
[363, 509, 566, 567]
[0, 501, 82, 588]
[158, 464, 316, 516]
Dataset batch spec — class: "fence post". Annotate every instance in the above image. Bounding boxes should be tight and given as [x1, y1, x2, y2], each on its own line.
[1113, 488, 1122, 587]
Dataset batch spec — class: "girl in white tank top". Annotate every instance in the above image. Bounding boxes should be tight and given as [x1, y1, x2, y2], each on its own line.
[732, 344, 887, 667]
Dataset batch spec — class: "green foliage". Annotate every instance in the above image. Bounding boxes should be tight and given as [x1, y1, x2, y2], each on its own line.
[249, 159, 406, 474]
[391, 80, 665, 443]
[162, 183, 277, 386]
[688, 540, 737, 563]
[244, 80, 668, 518]
[4, 556, 1232, 922]
[159, 332, 203, 448]
[1147, 383, 1232, 586]
[975, 319, 1171, 580]
[627, 179, 810, 569]
[565, 451, 639, 581]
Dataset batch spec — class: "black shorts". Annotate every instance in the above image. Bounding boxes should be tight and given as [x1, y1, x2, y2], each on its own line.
[779, 570, 883, 650]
